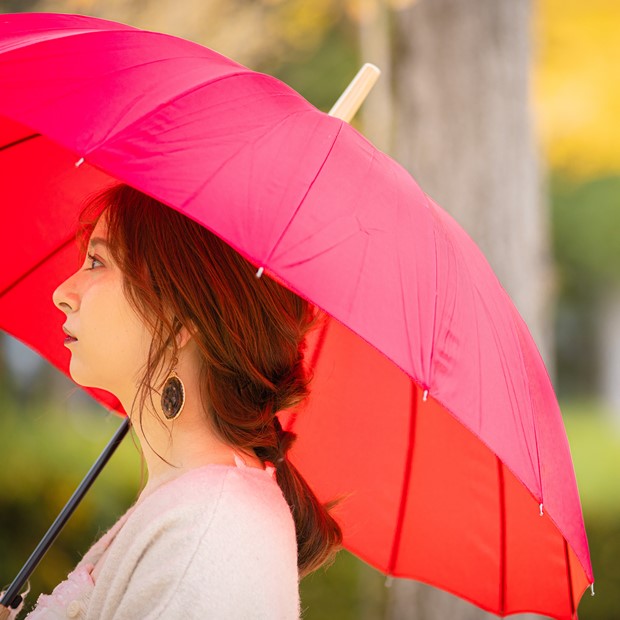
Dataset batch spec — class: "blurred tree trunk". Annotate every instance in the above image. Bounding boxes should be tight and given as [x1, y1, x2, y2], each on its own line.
[1, 0, 40, 10]
[359, 0, 552, 618]
[391, 0, 553, 369]
[598, 286, 620, 425]
[357, 0, 394, 153]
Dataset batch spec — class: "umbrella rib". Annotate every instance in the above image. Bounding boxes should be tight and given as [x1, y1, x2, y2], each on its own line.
[306, 314, 331, 382]
[497, 456, 506, 615]
[177, 106, 305, 213]
[0, 132, 40, 151]
[261, 122, 344, 267]
[0, 25, 140, 54]
[386, 380, 418, 575]
[563, 538, 576, 618]
[286, 312, 331, 434]
[0, 235, 74, 299]
[92, 69, 264, 152]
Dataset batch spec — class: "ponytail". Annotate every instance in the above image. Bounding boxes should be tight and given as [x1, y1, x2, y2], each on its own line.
[256, 416, 343, 578]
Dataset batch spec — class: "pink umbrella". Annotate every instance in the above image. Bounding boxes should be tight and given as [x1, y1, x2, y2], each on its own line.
[0, 12, 593, 618]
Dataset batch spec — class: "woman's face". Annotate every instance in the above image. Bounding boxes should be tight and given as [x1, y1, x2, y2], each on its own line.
[52, 213, 153, 401]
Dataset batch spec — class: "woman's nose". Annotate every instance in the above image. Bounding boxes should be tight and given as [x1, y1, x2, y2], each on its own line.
[52, 273, 80, 314]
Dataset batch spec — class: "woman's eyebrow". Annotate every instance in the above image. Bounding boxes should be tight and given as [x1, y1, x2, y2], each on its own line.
[88, 237, 108, 249]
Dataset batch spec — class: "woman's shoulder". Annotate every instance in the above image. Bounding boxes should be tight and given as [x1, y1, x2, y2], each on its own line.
[89, 464, 300, 619]
[115, 463, 296, 554]
[133, 463, 289, 520]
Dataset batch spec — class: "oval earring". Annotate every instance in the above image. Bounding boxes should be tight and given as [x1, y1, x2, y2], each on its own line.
[161, 357, 185, 420]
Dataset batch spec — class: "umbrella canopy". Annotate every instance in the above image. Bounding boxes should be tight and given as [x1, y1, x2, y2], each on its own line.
[0, 12, 593, 618]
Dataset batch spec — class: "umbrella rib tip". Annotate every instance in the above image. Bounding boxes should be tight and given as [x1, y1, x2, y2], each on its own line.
[75, 157, 85, 168]
[255, 266, 264, 279]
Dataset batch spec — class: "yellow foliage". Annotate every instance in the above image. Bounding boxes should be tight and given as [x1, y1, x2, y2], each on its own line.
[533, 0, 620, 178]
[269, 0, 340, 53]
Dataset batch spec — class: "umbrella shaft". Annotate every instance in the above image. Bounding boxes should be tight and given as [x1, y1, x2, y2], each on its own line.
[0, 417, 131, 610]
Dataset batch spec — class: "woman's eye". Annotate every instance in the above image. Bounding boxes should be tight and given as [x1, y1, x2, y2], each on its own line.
[86, 253, 103, 270]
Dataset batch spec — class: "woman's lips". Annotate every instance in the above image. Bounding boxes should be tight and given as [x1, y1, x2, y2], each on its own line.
[62, 325, 77, 344]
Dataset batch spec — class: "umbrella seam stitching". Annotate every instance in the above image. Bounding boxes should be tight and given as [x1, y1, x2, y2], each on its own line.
[475, 283, 543, 500]
[510, 309, 545, 504]
[425, 192, 440, 392]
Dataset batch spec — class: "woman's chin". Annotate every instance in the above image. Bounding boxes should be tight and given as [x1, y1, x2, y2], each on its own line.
[67, 364, 108, 391]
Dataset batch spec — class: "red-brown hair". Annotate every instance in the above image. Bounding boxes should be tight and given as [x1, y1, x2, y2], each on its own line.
[76, 183, 342, 578]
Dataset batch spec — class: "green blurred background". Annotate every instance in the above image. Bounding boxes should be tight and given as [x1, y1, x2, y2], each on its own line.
[1, 0, 619, 618]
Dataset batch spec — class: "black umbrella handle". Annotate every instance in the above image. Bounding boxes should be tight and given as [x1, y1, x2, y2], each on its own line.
[0, 416, 131, 611]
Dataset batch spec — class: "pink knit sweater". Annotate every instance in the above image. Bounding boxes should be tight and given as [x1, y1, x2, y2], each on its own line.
[3, 455, 300, 619]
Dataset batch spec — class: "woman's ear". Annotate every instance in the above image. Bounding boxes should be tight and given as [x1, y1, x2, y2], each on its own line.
[175, 319, 198, 350]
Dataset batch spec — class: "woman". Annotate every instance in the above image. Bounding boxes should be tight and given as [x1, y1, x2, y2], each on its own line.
[10, 183, 342, 619]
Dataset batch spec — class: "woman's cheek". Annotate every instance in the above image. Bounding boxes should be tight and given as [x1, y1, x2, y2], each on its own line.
[69, 278, 154, 393]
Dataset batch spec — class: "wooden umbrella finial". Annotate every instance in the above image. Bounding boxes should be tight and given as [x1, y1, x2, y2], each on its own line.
[328, 63, 381, 123]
